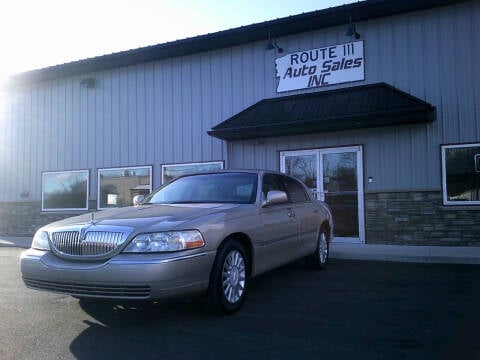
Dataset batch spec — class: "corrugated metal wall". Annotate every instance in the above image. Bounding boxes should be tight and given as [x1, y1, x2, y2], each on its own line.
[229, 0, 480, 192]
[0, 0, 478, 202]
[1, 41, 280, 201]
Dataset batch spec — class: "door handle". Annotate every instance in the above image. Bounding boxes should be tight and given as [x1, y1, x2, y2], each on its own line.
[287, 209, 295, 217]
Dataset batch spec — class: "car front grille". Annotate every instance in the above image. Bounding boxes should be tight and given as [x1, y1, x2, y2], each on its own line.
[51, 231, 126, 257]
[23, 277, 151, 299]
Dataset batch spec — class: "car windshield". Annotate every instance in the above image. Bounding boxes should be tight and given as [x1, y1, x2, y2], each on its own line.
[143, 172, 258, 204]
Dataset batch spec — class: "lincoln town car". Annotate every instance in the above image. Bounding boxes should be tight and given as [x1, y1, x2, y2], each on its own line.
[21, 170, 333, 313]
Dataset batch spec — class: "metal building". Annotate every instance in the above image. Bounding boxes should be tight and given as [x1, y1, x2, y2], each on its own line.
[1, 0, 479, 246]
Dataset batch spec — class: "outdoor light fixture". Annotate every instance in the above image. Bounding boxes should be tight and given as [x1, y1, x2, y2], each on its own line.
[345, 16, 361, 39]
[265, 32, 284, 53]
[80, 78, 95, 88]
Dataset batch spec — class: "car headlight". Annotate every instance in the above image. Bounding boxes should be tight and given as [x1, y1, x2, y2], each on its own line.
[123, 230, 205, 253]
[32, 230, 50, 251]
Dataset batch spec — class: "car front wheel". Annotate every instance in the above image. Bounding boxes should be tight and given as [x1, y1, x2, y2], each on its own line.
[208, 239, 248, 314]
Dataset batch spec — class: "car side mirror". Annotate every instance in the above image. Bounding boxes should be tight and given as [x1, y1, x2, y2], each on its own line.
[262, 190, 288, 207]
[133, 195, 145, 206]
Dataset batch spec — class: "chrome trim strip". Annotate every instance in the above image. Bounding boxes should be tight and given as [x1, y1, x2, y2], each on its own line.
[21, 254, 43, 260]
[48, 224, 134, 261]
[109, 251, 213, 265]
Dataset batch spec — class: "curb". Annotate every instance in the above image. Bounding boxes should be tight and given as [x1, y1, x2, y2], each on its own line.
[0, 237, 32, 249]
[330, 243, 480, 265]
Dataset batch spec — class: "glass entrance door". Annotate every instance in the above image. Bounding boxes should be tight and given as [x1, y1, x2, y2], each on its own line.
[280, 146, 364, 244]
[282, 151, 318, 197]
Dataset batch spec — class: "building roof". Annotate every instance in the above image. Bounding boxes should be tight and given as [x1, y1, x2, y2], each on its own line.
[8, 0, 467, 87]
[207, 83, 436, 141]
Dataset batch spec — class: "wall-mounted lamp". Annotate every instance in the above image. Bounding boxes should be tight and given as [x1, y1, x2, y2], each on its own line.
[345, 16, 361, 40]
[265, 32, 284, 53]
[80, 78, 96, 88]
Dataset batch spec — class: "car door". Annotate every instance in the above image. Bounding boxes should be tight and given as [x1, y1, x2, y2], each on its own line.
[256, 173, 299, 273]
[278, 175, 319, 256]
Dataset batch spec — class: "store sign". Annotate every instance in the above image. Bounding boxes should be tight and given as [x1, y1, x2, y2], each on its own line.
[275, 41, 365, 92]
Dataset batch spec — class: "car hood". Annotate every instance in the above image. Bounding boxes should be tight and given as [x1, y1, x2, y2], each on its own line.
[45, 203, 243, 232]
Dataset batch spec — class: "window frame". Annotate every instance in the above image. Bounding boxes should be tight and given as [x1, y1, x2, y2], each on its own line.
[441, 142, 480, 206]
[41, 169, 90, 212]
[97, 165, 153, 210]
[161, 161, 224, 184]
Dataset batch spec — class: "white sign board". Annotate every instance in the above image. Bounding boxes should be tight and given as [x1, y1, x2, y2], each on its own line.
[107, 194, 119, 205]
[275, 41, 365, 93]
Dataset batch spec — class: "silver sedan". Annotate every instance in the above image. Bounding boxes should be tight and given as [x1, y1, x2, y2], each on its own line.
[21, 170, 333, 313]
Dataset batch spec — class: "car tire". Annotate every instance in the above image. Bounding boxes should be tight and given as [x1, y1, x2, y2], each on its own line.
[208, 239, 248, 314]
[306, 227, 330, 270]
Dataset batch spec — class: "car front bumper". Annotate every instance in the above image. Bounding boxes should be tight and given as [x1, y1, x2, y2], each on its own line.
[20, 248, 217, 301]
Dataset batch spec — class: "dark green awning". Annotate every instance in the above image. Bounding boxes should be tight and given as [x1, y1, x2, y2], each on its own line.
[208, 82, 435, 141]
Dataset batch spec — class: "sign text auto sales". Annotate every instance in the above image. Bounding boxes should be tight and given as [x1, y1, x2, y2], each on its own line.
[275, 41, 365, 92]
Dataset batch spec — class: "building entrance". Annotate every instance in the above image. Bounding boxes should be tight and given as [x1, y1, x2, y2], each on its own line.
[280, 146, 365, 243]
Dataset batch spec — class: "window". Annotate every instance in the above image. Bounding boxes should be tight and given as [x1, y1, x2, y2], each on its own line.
[161, 161, 224, 184]
[42, 170, 89, 211]
[98, 166, 152, 209]
[145, 172, 257, 204]
[262, 174, 309, 203]
[262, 174, 283, 198]
[441, 143, 480, 205]
[280, 175, 310, 203]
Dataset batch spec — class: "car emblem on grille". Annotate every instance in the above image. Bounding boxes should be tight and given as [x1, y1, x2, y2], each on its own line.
[90, 212, 98, 226]
[79, 225, 89, 240]
[78, 212, 98, 239]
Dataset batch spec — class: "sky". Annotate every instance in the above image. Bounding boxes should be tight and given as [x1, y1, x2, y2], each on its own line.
[0, 0, 357, 85]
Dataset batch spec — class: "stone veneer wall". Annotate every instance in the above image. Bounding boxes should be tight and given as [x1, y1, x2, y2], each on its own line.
[0, 201, 96, 236]
[1, 193, 479, 245]
[365, 191, 480, 246]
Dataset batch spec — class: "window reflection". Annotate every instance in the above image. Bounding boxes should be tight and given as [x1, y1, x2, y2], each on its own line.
[146, 172, 256, 204]
[443, 144, 480, 204]
[285, 155, 317, 189]
[161, 161, 224, 184]
[322, 152, 357, 193]
[42, 170, 89, 211]
[98, 166, 152, 209]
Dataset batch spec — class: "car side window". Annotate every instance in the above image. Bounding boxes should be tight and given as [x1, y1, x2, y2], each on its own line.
[262, 174, 283, 199]
[280, 175, 310, 203]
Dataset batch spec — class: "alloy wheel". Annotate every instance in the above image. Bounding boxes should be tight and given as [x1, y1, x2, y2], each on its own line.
[319, 231, 328, 264]
[221, 249, 246, 304]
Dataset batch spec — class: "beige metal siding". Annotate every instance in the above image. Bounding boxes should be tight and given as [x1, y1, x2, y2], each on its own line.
[229, 1, 480, 192]
[0, 1, 478, 201]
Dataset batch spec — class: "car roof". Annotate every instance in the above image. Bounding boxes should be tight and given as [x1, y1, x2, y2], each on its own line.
[176, 169, 307, 185]
[178, 169, 288, 177]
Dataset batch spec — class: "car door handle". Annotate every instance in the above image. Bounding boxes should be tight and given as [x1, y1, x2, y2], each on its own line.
[287, 209, 295, 217]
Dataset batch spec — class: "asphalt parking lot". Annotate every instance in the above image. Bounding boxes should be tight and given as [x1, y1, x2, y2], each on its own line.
[1, 247, 479, 360]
